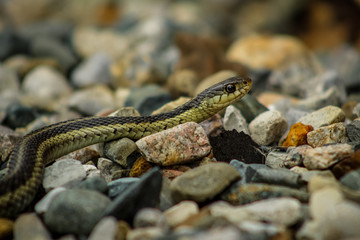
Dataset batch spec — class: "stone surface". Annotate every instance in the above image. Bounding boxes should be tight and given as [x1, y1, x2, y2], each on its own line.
[129, 156, 153, 177]
[297, 86, 342, 110]
[340, 169, 360, 190]
[0, 218, 14, 240]
[136, 122, 211, 166]
[133, 208, 168, 230]
[297, 105, 345, 129]
[164, 201, 199, 228]
[35, 187, 66, 215]
[151, 97, 190, 115]
[88, 217, 118, 240]
[44, 189, 111, 236]
[43, 159, 86, 192]
[104, 137, 138, 167]
[283, 145, 312, 168]
[107, 177, 140, 199]
[170, 162, 240, 202]
[250, 167, 304, 188]
[76, 176, 108, 194]
[265, 150, 288, 169]
[223, 105, 249, 135]
[166, 69, 198, 98]
[282, 122, 314, 147]
[14, 213, 51, 240]
[307, 122, 348, 147]
[303, 144, 354, 170]
[97, 157, 122, 183]
[346, 118, 360, 142]
[126, 227, 164, 240]
[0, 65, 20, 111]
[249, 110, 288, 145]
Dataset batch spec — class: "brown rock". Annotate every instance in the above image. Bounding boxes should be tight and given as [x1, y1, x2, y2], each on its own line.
[307, 122, 348, 147]
[0, 218, 13, 239]
[342, 101, 358, 120]
[332, 150, 360, 179]
[283, 122, 314, 147]
[257, 92, 299, 107]
[166, 69, 199, 98]
[162, 169, 185, 180]
[151, 97, 190, 115]
[198, 114, 224, 137]
[129, 156, 153, 177]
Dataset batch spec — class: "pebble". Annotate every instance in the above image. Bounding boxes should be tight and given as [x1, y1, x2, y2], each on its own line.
[223, 105, 249, 134]
[331, 150, 360, 178]
[170, 162, 240, 203]
[104, 137, 138, 167]
[44, 189, 111, 236]
[124, 84, 171, 116]
[83, 164, 101, 178]
[297, 86, 342, 111]
[307, 122, 348, 147]
[251, 166, 304, 188]
[166, 69, 198, 98]
[22, 66, 72, 101]
[353, 103, 360, 118]
[282, 122, 314, 147]
[233, 94, 269, 123]
[229, 160, 268, 184]
[67, 85, 115, 116]
[14, 213, 52, 240]
[97, 157, 122, 183]
[248, 110, 288, 145]
[151, 96, 190, 115]
[127, 227, 164, 240]
[108, 177, 140, 198]
[340, 169, 360, 190]
[303, 143, 354, 170]
[35, 187, 66, 215]
[346, 118, 360, 142]
[0, 218, 14, 239]
[134, 208, 168, 230]
[136, 122, 211, 166]
[297, 105, 345, 129]
[283, 145, 312, 168]
[75, 176, 108, 194]
[43, 159, 86, 192]
[129, 156, 153, 177]
[265, 150, 287, 169]
[164, 201, 199, 228]
[0, 66, 20, 111]
[198, 114, 224, 137]
[71, 52, 113, 88]
[88, 217, 118, 240]
[104, 167, 162, 223]
[2, 103, 36, 129]
[221, 183, 309, 204]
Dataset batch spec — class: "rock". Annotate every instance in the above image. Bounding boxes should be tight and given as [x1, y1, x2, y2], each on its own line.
[126, 227, 164, 240]
[226, 34, 311, 70]
[129, 156, 153, 177]
[83, 165, 101, 178]
[14, 213, 51, 240]
[303, 144, 354, 170]
[238, 221, 289, 240]
[353, 103, 360, 118]
[265, 150, 288, 169]
[290, 166, 309, 174]
[67, 85, 115, 116]
[0, 65, 20, 111]
[221, 183, 309, 204]
[0, 125, 22, 162]
[307, 122, 348, 147]
[76, 176, 108, 194]
[232, 94, 269, 123]
[71, 52, 113, 88]
[164, 201, 199, 228]
[44, 189, 111, 236]
[283, 145, 312, 168]
[166, 69, 198, 98]
[22, 66, 72, 101]
[0, 29, 28, 61]
[136, 122, 211, 166]
[190, 226, 243, 240]
[194, 70, 237, 96]
[104, 167, 162, 223]
[332, 150, 360, 178]
[229, 160, 268, 184]
[346, 118, 360, 142]
[297, 105, 345, 129]
[133, 208, 168, 230]
[297, 86, 342, 111]
[2, 103, 37, 129]
[97, 158, 122, 183]
[340, 169, 360, 190]
[198, 114, 224, 137]
[29, 36, 77, 73]
[43, 159, 86, 192]
[249, 167, 304, 188]
[60, 147, 100, 164]
[35, 187, 66, 215]
[88, 217, 118, 240]
[170, 162, 240, 202]
[124, 84, 171, 116]
[282, 122, 314, 147]
[209, 130, 265, 164]
[223, 105, 249, 135]
[342, 101, 358, 120]
[249, 110, 288, 145]
[107, 177, 140, 198]
[104, 138, 138, 168]
[151, 97, 190, 115]
[0, 218, 14, 240]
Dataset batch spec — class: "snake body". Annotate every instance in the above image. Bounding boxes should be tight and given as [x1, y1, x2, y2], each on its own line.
[0, 76, 252, 218]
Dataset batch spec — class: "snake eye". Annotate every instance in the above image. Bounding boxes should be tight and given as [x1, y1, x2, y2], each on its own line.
[225, 84, 236, 93]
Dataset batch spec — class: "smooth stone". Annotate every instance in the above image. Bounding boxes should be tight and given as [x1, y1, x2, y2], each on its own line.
[297, 86, 342, 111]
[2, 102, 36, 129]
[151, 97, 190, 115]
[189, 226, 242, 240]
[97, 157, 122, 183]
[35, 187, 66, 215]
[232, 94, 269, 123]
[71, 52, 113, 88]
[133, 208, 168, 230]
[346, 118, 360, 142]
[297, 105, 345, 129]
[265, 150, 287, 169]
[229, 160, 268, 184]
[249, 110, 288, 145]
[107, 177, 140, 198]
[83, 165, 101, 178]
[126, 227, 164, 240]
[250, 167, 304, 188]
[0, 66, 20, 111]
[88, 217, 118, 240]
[44, 189, 111, 236]
[14, 213, 51, 240]
[340, 169, 360, 190]
[136, 122, 211, 166]
[76, 176, 108, 194]
[104, 138, 138, 168]
[166, 69, 198, 98]
[307, 122, 348, 147]
[170, 162, 240, 203]
[43, 159, 86, 192]
[164, 201, 199, 228]
[103, 167, 162, 223]
[353, 103, 360, 118]
[0, 29, 28, 61]
[22, 66, 72, 100]
[124, 84, 171, 116]
[223, 105, 249, 135]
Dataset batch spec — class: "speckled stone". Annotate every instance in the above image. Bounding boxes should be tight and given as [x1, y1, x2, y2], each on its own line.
[303, 144, 354, 170]
[297, 105, 345, 129]
[282, 122, 314, 147]
[346, 118, 360, 142]
[164, 201, 199, 228]
[129, 156, 153, 177]
[249, 110, 288, 145]
[104, 137, 138, 168]
[307, 122, 348, 147]
[223, 105, 249, 135]
[136, 122, 211, 166]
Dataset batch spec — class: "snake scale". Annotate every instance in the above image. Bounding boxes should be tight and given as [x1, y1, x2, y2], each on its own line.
[0, 76, 252, 218]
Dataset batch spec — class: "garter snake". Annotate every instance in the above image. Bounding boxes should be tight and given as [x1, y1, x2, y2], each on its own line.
[0, 76, 252, 218]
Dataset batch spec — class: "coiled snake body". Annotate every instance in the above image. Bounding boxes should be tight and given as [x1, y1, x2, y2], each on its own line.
[0, 76, 252, 218]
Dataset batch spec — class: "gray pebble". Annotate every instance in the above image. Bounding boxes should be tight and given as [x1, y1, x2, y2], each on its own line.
[340, 169, 360, 190]
[107, 177, 140, 198]
[88, 217, 118, 240]
[76, 176, 108, 194]
[35, 187, 66, 215]
[346, 118, 360, 142]
[104, 138, 138, 168]
[133, 208, 168, 230]
[223, 105, 249, 134]
[14, 213, 52, 240]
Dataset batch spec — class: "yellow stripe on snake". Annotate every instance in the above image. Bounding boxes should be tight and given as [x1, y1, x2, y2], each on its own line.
[0, 76, 252, 218]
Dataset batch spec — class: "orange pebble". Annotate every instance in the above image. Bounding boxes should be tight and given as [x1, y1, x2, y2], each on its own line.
[282, 122, 314, 147]
[129, 156, 153, 177]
